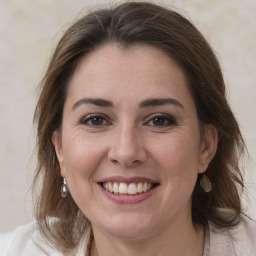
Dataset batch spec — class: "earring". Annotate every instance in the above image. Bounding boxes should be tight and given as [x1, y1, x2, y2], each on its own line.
[61, 178, 69, 198]
[200, 174, 212, 193]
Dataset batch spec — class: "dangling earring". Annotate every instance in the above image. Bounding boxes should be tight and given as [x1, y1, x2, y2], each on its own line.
[61, 178, 69, 198]
[200, 174, 212, 192]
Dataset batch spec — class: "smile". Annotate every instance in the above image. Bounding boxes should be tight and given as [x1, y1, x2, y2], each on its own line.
[98, 176, 159, 204]
[102, 182, 153, 195]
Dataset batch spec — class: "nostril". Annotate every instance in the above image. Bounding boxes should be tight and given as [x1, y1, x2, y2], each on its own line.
[109, 154, 147, 167]
[107, 138, 147, 166]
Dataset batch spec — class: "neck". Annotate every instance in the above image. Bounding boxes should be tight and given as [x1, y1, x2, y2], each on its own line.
[90, 217, 205, 256]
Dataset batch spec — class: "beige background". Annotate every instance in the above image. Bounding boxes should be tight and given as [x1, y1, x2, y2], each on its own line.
[0, 0, 256, 232]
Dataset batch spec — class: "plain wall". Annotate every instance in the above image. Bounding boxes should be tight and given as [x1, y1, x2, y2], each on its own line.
[1, 0, 256, 232]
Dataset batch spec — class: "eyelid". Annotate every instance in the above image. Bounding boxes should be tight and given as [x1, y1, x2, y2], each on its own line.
[78, 112, 177, 127]
[80, 113, 111, 126]
[143, 113, 178, 126]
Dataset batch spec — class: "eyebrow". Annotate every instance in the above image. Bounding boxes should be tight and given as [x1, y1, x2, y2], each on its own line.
[139, 98, 184, 109]
[72, 97, 184, 110]
[72, 98, 113, 110]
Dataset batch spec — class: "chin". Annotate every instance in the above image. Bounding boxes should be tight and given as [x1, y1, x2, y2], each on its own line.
[96, 214, 157, 240]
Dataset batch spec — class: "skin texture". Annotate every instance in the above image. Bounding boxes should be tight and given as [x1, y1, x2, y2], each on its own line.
[52, 44, 218, 256]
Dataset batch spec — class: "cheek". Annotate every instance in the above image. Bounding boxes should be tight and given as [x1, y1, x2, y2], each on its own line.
[61, 134, 104, 179]
[151, 133, 201, 177]
[60, 136, 105, 211]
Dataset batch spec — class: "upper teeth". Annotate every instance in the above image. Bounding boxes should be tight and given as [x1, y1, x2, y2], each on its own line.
[103, 182, 153, 195]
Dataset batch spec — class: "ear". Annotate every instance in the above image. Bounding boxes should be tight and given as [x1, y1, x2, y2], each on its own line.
[198, 124, 218, 173]
[52, 130, 66, 177]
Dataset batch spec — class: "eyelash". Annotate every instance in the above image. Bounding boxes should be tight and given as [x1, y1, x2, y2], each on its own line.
[80, 114, 111, 126]
[79, 113, 177, 127]
[144, 113, 178, 127]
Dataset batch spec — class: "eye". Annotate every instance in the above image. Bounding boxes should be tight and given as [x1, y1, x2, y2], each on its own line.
[145, 114, 177, 127]
[80, 114, 110, 126]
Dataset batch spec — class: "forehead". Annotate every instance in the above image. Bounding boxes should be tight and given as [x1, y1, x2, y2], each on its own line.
[66, 43, 192, 106]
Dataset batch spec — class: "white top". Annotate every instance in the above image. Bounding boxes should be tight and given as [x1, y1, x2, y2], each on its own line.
[0, 223, 92, 256]
[0, 216, 255, 256]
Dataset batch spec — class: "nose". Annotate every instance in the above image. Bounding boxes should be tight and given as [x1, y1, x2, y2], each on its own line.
[108, 125, 147, 167]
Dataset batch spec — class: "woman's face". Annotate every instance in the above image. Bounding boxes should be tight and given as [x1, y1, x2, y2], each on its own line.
[53, 44, 216, 240]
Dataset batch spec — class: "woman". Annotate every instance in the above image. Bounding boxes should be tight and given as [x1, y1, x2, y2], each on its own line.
[0, 2, 255, 255]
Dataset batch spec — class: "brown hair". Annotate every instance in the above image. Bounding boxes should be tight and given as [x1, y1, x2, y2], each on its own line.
[34, 1, 245, 253]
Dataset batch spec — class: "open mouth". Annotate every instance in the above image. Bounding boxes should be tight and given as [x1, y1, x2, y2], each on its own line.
[99, 182, 159, 195]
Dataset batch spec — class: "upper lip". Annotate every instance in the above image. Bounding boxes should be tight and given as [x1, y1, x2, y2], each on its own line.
[98, 176, 159, 184]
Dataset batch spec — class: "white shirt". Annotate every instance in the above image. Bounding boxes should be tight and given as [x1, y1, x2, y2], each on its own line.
[0, 216, 255, 255]
[0, 222, 91, 256]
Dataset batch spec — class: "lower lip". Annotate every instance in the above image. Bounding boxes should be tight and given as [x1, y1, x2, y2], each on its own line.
[99, 185, 157, 204]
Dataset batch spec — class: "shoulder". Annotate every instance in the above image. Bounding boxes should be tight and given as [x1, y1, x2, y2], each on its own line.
[209, 215, 256, 256]
[0, 222, 60, 256]
[0, 222, 38, 256]
[0, 221, 92, 256]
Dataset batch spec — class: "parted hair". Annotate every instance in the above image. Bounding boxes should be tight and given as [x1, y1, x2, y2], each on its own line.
[33, 1, 245, 253]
